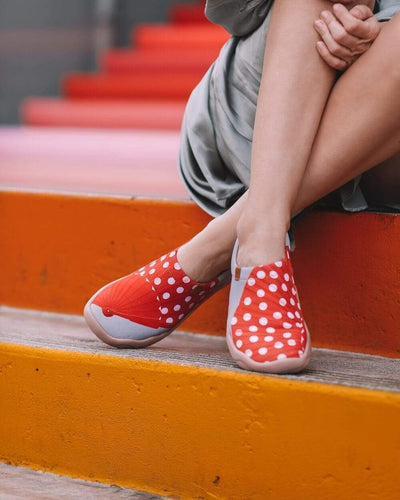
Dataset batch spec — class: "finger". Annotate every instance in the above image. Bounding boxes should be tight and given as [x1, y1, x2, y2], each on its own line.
[331, 3, 373, 38]
[314, 19, 354, 60]
[320, 10, 362, 48]
[350, 5, 382, 41]
[348, 4, 373, 21]
[316, 41, 348, 71]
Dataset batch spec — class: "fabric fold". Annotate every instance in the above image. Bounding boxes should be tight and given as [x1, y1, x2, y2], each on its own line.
[178, 0, 400, 218]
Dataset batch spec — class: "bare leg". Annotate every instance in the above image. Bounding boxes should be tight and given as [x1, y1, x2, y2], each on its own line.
[293, 15, 400, 210]
[237, 0, 337, 266]
[178, 11, 400, 281]
[180, 0, 337, 278]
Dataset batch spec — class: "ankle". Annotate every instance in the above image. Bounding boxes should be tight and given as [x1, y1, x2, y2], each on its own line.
[236, 214, 290, 267]
[177, 231, 231, 283]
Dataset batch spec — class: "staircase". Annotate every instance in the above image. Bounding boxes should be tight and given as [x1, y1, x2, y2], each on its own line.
[20, 1, 227, 131]
[1, 1, 399, 499]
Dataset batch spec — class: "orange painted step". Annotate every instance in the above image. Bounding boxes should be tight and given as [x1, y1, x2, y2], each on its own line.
[1, 190, 399, 358]
[63, 72, 203, 100]
[1, 309, 399, 500]
[2, 316, 399, 500]
[133, 24, 230, 51]
[21, 98, 186, 130]
[101, 48, 220, 74]
[170, 2, 207, 24]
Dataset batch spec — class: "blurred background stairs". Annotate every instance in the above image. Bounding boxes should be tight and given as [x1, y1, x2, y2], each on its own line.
[21, 1, 227, 130]
[0, 1, 399, 499]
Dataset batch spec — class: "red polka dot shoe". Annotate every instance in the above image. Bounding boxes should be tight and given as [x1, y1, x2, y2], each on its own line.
[84, 248, 231, 348]
[226, 236, 311, 373]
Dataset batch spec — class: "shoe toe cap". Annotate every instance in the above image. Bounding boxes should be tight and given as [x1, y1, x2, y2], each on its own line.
[86, 303, 167, 342]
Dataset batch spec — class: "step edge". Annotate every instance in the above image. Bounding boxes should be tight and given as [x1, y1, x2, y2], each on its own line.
[0, 462, 168, 500]
[1, 306, 400, 396]
[1, 188, 399, 218]
[0, 187, 191, 203]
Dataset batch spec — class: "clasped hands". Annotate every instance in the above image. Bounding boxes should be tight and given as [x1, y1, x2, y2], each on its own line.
[314, 1, 381, 70]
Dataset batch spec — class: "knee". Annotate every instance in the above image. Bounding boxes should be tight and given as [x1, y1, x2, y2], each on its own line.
[383, 12, 400, 43]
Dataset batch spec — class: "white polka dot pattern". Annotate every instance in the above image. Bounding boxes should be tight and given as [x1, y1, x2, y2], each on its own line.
[230, 246, 307, 363]
[93, 248, 221, 329]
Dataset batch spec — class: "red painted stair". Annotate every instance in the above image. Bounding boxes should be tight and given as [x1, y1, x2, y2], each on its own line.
[100, 48, 220, 74]
[62, 72, 203, 100]
[21, 2, 228, 129]
[170, 1, 208, 24]
[132, 24, 229, 50]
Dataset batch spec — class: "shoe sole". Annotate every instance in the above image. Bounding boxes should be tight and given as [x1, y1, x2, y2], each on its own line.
[226, 322, 312, 374]
[84, 271, 230, 349]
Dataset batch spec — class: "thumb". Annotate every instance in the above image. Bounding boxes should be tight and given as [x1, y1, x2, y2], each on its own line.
[350, 4, 373, 20]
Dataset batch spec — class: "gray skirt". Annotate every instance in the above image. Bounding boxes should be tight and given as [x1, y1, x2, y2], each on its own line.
[178, 0, 400, 218]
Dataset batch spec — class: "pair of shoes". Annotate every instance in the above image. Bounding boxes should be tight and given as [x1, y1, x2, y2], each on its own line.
[226, 238, 311, 373]
[84, 238, 311, 374]
[84, 247, 231, 348]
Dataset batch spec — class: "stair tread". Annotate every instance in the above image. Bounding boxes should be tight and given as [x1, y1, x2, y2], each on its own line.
[133, 23, 229, 50]
[63, 72, 202, 100]
[21, 98, 186, 130]
[170, 2, 208, 24]
[1, 306, 399, 393]
[101, 48, 219, 74]
[0, 462, 165, 499]
[0, 126, 187, 197]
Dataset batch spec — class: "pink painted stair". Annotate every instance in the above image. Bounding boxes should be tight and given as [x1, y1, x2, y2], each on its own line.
[0, 126, 187, 198]
[21, 98, 186, 130]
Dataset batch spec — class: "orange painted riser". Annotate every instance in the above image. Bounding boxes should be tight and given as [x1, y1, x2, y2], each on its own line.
[1, 191, 399, 357]
[21, 98, 186, 130]
[1, 344, 400, 500]
[62, 72, 203, 100]
[169, 1, 207, 24]
[101, 48, 220, 75]
[132, 24, 230, 50]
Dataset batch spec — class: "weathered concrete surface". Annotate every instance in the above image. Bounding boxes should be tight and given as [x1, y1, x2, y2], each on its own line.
[0, 306, 399, 392]
[0, 462, 166, 499]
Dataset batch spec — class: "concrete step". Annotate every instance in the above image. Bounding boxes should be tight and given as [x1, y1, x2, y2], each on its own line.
[132, 24, 229, 51]
[0, 126, 186, 197]
[100, 48, 219, 75]
[62, 72, 203, 101]
[21, 98, 186, 130]
[0, 306, 399, 499]
[0, 462, 166, 500]
[1, 189, 399, 357]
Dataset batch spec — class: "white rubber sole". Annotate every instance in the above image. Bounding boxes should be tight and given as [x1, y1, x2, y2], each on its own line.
[226, 322, 312, 374]
[84, 270, 231, 349]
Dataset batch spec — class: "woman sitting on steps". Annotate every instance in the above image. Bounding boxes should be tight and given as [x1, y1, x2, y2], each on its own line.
[84, 0, 400, 374]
